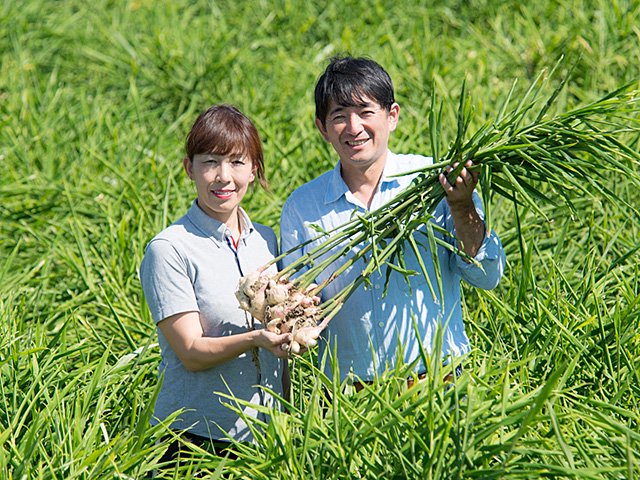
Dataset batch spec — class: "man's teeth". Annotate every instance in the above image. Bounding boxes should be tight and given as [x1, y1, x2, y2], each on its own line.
[347, 139, 367, 146]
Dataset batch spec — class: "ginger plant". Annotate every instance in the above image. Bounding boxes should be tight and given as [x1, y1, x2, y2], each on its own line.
[237, 69, 640, 352]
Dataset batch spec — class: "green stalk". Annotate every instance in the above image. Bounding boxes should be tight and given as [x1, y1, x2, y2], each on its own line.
[275, 74, 640, 329]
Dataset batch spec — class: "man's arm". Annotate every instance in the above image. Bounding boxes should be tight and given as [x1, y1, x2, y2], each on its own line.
[437, 160, 506, 290]
[438, 160, 485, 258]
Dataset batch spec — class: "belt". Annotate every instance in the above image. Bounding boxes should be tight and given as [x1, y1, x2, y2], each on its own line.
[354, 367, 462, 392]
[406, 371, 428, 389]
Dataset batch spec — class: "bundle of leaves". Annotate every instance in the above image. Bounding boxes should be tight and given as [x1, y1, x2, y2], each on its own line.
[239, 67, 640, 345]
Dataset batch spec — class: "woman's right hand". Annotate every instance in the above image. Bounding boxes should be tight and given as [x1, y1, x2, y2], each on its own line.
[159, 311, 293, 371]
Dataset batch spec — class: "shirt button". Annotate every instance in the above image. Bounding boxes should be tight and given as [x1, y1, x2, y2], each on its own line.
[378, 322, 384, 328]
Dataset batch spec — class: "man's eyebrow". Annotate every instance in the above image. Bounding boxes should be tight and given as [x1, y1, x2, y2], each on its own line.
[328, 101, 376, 116]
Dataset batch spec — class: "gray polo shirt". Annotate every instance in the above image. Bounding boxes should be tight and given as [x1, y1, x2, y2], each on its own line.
[140, 200, 283, 441]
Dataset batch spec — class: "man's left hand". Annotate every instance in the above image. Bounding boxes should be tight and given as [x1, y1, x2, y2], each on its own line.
[438, 160, 485, 258]
[438, 160, 478, 208]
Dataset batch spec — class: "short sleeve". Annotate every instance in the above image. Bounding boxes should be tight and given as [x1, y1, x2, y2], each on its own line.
[139, 238, 199, 323]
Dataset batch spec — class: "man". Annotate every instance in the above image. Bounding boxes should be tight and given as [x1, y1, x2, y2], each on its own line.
[280, 56, 505, 384]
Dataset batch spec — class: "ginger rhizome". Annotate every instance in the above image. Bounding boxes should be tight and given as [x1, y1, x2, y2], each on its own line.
[236, 271, 325, 354]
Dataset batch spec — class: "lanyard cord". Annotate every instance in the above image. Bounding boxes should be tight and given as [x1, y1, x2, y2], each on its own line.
[225, 236, 262, 385]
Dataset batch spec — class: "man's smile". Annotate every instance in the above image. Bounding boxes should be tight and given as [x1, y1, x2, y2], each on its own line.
[346, 139, 369, 146]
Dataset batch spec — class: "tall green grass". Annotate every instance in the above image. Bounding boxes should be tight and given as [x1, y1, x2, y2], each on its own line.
[1, 0, 639, 478]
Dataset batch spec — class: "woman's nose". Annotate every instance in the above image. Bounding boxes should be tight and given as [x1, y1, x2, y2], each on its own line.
[215, 163, 231, 182]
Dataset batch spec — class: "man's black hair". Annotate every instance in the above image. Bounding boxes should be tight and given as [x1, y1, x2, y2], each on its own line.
[314, 56, 395, 125]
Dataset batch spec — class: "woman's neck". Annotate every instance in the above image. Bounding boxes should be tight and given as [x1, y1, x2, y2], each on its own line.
[225, 211, 242, 243]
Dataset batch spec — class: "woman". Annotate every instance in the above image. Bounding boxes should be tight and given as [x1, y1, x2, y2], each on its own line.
[140, 104, 291, 457]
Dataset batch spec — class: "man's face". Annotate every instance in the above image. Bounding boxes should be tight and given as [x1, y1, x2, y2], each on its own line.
[316, 97, 399, 172]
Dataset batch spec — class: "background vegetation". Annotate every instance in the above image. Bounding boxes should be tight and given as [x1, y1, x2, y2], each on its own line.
[1, 0, 639, 478]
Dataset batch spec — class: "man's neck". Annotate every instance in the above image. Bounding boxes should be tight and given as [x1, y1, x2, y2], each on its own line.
[340, 160, 386, 209]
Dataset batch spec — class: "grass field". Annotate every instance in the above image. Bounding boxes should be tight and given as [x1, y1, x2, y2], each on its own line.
[1, 0, 639, 478]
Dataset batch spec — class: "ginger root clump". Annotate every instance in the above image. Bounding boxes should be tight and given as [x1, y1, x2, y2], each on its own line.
[236, 272, 322, 352]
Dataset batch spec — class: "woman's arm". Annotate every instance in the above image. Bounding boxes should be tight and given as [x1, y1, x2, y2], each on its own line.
[158, 311, 292, 372]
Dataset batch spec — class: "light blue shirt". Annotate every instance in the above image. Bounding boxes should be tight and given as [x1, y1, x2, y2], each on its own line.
[280, 151, 505, 382]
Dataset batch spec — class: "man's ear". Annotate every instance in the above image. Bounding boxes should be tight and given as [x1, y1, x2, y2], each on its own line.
[388, 103, 400, 132]
[184, 156, 194, 179]
[315, 118, 329, 141]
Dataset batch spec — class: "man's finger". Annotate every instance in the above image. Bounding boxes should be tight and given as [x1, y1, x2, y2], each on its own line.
[439, 173, 453, 192]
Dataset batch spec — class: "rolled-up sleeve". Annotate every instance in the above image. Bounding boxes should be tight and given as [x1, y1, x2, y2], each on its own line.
[453, 230, 505, 289]
[440, 193, 506, 290]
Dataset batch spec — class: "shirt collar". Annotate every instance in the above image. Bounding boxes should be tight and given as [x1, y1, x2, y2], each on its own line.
[323, 161, 350, 204]
[323, 150, 400, 205]
[186, 200, 255, 246]
[237, 207, 255, 240]
[379, 150, 403, 183]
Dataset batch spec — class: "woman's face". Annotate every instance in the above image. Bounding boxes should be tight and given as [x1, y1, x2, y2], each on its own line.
[184, 153, 255, 225]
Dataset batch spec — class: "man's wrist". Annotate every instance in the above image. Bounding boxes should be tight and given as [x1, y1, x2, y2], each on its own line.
[447, 199, 477, 217]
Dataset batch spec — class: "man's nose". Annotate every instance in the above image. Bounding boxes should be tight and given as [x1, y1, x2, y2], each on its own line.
[345, 113, 363, 134]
